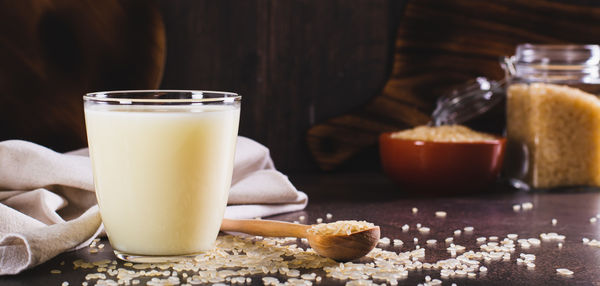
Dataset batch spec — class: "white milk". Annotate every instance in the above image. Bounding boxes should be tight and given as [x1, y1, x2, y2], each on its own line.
[85, 104, 240, 256]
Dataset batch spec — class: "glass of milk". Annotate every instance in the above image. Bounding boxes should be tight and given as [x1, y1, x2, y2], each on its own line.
[83, 90, 240, 262]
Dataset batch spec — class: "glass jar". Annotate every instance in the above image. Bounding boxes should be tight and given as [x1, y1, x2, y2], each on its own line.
[503, 44, 600, 189]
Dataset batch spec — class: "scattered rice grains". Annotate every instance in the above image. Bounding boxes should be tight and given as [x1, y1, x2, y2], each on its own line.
[522, 202, 534, 210]
[65, 214, 582, 285]
[556, 268, 574, 276]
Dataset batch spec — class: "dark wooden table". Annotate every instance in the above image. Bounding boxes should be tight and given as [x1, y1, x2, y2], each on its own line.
[2, 172, 600, 285]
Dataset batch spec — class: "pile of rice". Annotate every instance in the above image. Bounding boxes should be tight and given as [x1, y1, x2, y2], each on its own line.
[390, 125, 497, 142]
[307, 220, 376, 236]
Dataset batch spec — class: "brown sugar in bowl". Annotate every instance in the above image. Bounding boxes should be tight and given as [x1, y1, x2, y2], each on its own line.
[379, 127, 506, 195]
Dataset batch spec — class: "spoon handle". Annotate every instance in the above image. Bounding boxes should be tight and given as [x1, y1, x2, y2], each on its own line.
[221, 218, 311, 238]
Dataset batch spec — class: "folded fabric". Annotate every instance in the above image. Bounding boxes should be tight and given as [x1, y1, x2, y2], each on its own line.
[0, 137, 307, 275]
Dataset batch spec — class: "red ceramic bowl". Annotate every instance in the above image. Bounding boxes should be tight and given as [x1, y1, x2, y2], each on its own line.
[379, 132, 506, 194]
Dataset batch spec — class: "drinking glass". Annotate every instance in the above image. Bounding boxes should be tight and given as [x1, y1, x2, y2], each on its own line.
[84, 90, 241, 262]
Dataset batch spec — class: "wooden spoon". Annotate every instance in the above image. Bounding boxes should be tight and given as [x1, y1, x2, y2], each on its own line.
[220, 218, 380, 261]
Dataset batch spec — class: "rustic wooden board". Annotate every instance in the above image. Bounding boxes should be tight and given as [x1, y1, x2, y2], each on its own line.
[0, 0, 165, 152]
[158, 0, 398, 172]
[306, 0, 600, 171]
[7, 1, 596, 172]
[0, 0, 396, 171]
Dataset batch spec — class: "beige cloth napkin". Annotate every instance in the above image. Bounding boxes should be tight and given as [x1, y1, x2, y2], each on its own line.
[0, 137, 307, 275]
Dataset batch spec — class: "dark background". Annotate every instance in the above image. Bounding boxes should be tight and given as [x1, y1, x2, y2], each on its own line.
[156, 0, 401, 172]
[2, 0, 600, 172]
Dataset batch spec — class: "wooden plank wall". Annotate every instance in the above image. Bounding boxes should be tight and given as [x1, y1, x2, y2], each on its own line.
[157, 0, 401, 172]
[6, 1, 598, 173]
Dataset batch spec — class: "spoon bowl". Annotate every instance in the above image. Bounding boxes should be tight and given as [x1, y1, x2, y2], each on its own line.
[306, 226, 380, 261]
[220, 218, 380, 261]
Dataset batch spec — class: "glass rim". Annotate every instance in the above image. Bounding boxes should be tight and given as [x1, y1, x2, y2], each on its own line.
[84, 90, 241, 104]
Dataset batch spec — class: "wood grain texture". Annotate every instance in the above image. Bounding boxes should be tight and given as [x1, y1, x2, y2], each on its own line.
[157, 0, 396, 172]
[8, 1, 596, 172]
[0, 0, 165, 152]
[307, 226, 380, 262]
[306, 0, 600, 170]
[220, 218, 310, 238]
[0, 0, 395, 171]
